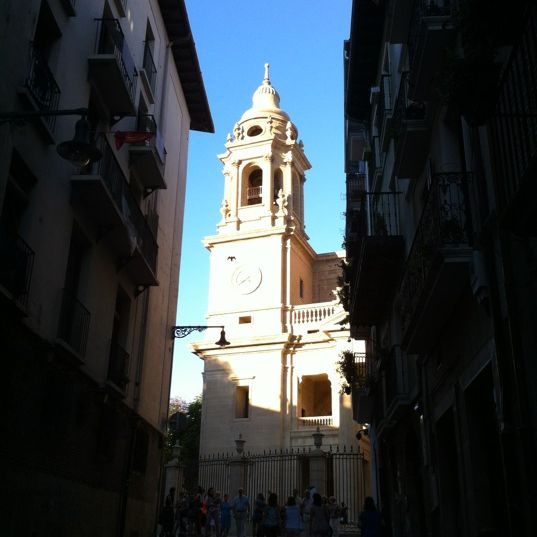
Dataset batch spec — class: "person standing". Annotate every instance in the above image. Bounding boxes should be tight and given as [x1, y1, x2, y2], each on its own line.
[221, 494, 232, 537]
[309, 493, 330, 537]
[358, 497, 382, 537]
[302, 490, 313, 537]
[327, 497, 340, 537]
[283, 496, 302, 537]
[231, 487, 250, 537]
[252, 492, 266, 537]
[205, 488, 221, 537]
[262, 492, 281, 537]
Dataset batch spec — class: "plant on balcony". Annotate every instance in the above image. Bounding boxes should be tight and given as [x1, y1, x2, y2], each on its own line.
[336, 350, 366, 393]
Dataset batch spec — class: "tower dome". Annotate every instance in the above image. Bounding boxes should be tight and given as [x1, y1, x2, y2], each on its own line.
[240, 64, 290, 123]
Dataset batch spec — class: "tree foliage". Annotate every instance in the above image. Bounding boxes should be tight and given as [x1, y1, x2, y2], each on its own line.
[165, 395, 202, 466]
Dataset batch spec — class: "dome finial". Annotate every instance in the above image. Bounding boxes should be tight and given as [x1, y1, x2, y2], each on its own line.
[264, 63, 270, 83]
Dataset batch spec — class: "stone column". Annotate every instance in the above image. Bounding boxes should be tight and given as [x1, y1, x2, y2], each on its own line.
[309, 449, 328, 497]
[229, 456, 248, 495]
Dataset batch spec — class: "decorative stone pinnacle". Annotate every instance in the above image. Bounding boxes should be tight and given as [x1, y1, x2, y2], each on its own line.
[264, 63, 270, 83]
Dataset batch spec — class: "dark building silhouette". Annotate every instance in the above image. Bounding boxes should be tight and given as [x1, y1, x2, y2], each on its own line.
[343, 1, 537, 536]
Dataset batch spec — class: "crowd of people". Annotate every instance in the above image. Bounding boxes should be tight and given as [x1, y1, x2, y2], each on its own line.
[159, 486, 382, 537]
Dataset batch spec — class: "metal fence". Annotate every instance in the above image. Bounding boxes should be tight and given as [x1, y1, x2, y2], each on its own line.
[198, 446, 367, 526]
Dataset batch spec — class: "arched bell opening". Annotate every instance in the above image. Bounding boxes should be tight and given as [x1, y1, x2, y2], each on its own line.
[273, 168, 283, 202]
[242, 166, 263, 206]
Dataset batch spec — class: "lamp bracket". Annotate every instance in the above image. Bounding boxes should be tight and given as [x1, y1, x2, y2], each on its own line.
[171, 325, 225, 339]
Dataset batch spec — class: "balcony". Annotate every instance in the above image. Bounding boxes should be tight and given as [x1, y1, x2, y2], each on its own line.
[346, 173, 367, 203]
[71, 137, 158, 287]
[19, 45, 61, 138]
[399, 172, 473, 353]
[290, 300, 343, 334]
[140, 42, 157, 102]
[129, 114, 166, 193]
[374, 75, 393, 152]
[246, 185, 262, 204]
[348, 192, 405, 326]
[490, 7, 537, 229]
[0, 232, 35, 311]
[408, 0, 455, 100]
[351, 351, 379, 423]
[377, 348, 418, 435]
[393, 72, 430, 179]
[57, 289, 90, 359]
[297, 416, 334, 428]
[88, 18, 137, 118]
[108, 341, 129, 392]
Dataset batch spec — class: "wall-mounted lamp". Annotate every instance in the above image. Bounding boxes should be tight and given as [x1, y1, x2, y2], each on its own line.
[0, 107, 102, 167]
[171, 325, 230, 347]
[235, 433, 245, 455]
[312, 426, 324, 449]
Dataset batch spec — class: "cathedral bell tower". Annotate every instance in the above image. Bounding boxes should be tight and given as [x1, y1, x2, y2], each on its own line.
[202, 65, 312, 340]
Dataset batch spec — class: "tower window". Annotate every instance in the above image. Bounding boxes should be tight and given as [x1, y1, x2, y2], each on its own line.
[235, 386, 249, 418]
[243, 168, 262, 206]
[247, 125, 263, 137]
[239, 316, 252, 324]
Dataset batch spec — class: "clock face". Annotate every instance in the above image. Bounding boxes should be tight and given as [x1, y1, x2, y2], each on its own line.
[231, 264, 262, 294]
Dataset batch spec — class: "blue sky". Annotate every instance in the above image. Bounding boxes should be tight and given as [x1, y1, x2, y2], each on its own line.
[171, 0, 352, 402]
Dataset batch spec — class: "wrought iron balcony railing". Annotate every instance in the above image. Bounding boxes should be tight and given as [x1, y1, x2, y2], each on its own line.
[408, 0, 453, 68]
[108, 340, 130, 391]
[392, 72, 427, 126]
[0, 232, 35, 308]
[89, 137, 158, 273]
[25, 45, 61, 131]
[399, 172, 472, 333]
[57, 289, 90, 357]
[490, 7, 537, 212]
[374, 75, 392, 141]
[136, 113, 166, 164]
[94, 18, 137, 103]
[354, 191, 401, 238]
[142, 42, 157, 94]
[346, 173, 367, 202]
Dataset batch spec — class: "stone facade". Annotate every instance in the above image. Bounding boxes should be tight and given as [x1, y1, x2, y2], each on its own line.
[192, 67, 364, 457]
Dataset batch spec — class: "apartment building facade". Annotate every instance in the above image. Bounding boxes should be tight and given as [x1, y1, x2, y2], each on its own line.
[344, 1, 536, 536]
[0, 1, 212, 535]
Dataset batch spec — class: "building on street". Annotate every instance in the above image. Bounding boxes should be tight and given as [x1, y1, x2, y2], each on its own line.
[343, 1, 537, 536]
[0, 1, 212, 535]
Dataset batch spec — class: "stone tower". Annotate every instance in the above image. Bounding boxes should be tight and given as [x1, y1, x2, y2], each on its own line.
[193, 66, 361, 455]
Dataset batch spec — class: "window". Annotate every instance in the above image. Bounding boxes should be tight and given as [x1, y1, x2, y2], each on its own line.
[132, 429, 149, 473]
[273, 169, 283, 201]
[243, 167, 262, 206]
[299, 278, 304, 298]
[239, 316, 252, 324]
[235, 386, 249, 419]
[247, 125, 263, 137]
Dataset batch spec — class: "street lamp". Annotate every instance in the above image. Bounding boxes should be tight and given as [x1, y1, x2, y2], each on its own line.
[171, 325, 230, 347]
[0, 107, 102, 166]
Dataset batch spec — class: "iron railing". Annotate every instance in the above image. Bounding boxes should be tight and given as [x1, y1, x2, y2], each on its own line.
[346, 173, 367, 201]
[198, 447, 366, 525]
[142, 42, 157, 94]
[354, 191, 401, 238]
[374, 75, 392, 137]
[392, 72, 427, 126]
[247, 186, 262, 201]
[90, 137, 158, 273]
[0, 232, 34, 308]
[108, 341, 130, 390]
[25, 45, 61, 131]
[57, 288, 90, 357]
[399, 172, 472, 332]
[94, 18, 137, 103]
[136, 113, 166, 164]
[408, 0, 453, 69]
[490, 6, 537, 211]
